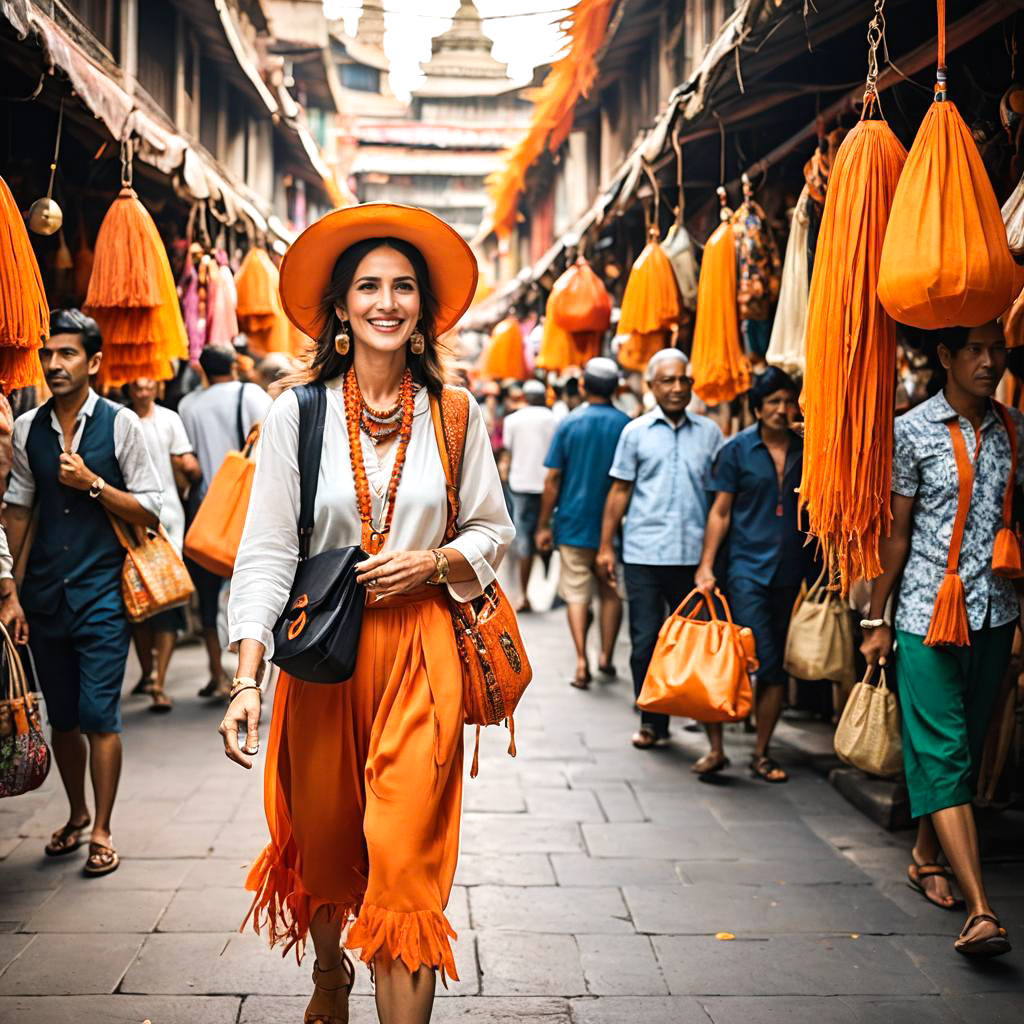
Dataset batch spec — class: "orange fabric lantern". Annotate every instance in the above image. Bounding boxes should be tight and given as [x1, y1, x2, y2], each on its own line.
[0, 175, 46, 391]
[690, 217, 750, 406]
[878, 7, 1016, 328]
[536, 289, 572, 373]
[84, 188, 186, 388]
[619, 229, 680, 336]
[550, 256, 612, 333]
[480, 315, 526, 380]
[800, 115, 907, 592]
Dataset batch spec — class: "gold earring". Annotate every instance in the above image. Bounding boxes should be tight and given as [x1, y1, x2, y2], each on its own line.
[335, 322, 350, 356]
[410, 329, 425, 355]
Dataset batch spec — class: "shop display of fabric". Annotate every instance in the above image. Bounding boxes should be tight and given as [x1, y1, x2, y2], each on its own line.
[208, 252, 239, 348]
[616, 330, 667, 374]
[83, 188, 186, 388]
[549, 255, 612, 367]
[617, 228, 680, 374]
[536, 289, 573, 373]
[0, 175, 47, 391]
[235, 247, 292, 357]
[690, 212, 750, 406]
[480, 314, 526, 380]
[662, 223, 698, 312]
[800, 115, 907, 592]
[878, 12, 1017, 329]
[803, 129, 844, 282]
[766, 187, 812, 376]
[1001, 171, 1024, 258]
[731, 182, 781, 326]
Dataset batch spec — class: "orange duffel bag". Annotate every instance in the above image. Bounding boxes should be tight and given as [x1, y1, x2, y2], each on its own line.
[183, 426, 259, 577]
[637, 588, 757, 724]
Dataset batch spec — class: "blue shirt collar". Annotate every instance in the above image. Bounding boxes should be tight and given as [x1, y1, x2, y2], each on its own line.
[922, 390, 999, 430]
[649, 404, 690, 430]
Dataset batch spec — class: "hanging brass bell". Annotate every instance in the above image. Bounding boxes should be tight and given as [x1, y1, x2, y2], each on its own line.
[28, 196, 63, 236]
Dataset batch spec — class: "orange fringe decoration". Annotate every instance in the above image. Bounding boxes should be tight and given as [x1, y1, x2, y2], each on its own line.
[345, 903, 458, 986]
[486, 0, 616, 237]
[690, 218, 750, 405]
[480, 314, 526, 380]
[236, 248, 294, 357]
[924, 572, 971, 647]
[0, 175, 47, 391]
[84, 189, 186, 388]
[799, 117, 907, 593]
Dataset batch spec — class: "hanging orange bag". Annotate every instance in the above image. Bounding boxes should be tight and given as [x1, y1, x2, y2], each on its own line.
[480, 314, 526, 380]
[877, 1, 1017, 328]
[183, 426, 259, 577]
[690, 192, 751, 406]
[636, 589, 756, 724]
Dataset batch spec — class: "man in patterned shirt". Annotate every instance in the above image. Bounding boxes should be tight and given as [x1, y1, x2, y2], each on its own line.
[861, 321, 1017, 959]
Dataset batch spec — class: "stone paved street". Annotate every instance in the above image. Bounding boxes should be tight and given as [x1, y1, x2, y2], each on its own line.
[1, 607, 1022, 1023]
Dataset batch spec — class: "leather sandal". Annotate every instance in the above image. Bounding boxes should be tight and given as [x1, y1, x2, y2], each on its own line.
[305, 953, 355, 1024]
[907, 859, 963, 911]
[749, 754, 788, 783]
[954, 914, 1011, 958]
[633, 726, 669, 749]
[44, 817, 91, 857]
[148, 689, 173, 714]
[570, 669, 592, 690]
[692, 751, 730, 775]
[83, 840, 120, 877]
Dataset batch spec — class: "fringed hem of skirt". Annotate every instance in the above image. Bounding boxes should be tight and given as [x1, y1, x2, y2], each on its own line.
[242, 844, 361, 962]
[345, 902, 459, 986]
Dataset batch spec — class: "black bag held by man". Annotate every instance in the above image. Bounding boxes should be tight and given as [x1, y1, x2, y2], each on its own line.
[272, 383, 367, 683]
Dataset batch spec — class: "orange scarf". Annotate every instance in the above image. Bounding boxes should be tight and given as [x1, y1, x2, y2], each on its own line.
[925, 402, 1021, 647]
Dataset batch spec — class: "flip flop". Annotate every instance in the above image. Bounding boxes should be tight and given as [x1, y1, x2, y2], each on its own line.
[83, 841, 120, 878]
[750, 755, 788, 783]
[149, 690, 174, 714]
[954, 914, 1011, 958]
[597, 662, 617, 679]
[131, 674, 155, 696]
[44, 818, 91, 857]
[570, 670, 592, 690]
[632, 727, 669, 749]
[907, 861, 964, 911]
[692, 752, 730, 775]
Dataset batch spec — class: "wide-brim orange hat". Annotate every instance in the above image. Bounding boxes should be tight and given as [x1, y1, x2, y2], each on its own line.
[278, 202, 478, 339]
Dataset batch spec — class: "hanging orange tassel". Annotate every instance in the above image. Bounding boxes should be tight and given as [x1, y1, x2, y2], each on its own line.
[480, 314, 526, 380]
[537, 289, 573, 373]
[236, 247, 294, 357]
[924, 571, 971, 647]
[878, 2, 1017, 328]
[0, 175, 47, 392]
[799, 112, 907, 593]
[691, 206, 750, 406]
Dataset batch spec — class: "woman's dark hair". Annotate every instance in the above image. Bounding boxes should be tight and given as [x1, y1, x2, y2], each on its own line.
[748, 365, 797, 415]
[50, 308, 102, 358]
[291, 236, 446, 396]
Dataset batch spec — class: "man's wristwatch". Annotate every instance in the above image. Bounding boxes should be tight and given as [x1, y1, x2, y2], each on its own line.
[428, 549, 450, 585]
[88, 477, 106, 499]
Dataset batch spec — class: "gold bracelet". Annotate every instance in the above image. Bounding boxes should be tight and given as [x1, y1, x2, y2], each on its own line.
[428, 549, 450, 585]
[230, 676, 261, 700]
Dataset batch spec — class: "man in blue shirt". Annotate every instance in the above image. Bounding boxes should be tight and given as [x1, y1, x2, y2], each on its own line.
[536, 358, 629, 688]
[696, 367, 810, 782]
[598, 349, 724, 748]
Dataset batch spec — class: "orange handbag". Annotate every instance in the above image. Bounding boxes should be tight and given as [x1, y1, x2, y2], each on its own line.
[430, 389, 532, 776]
[108, 517, 195, 623]
[637, 588, 757, 723]
[183, 425, 259, 577]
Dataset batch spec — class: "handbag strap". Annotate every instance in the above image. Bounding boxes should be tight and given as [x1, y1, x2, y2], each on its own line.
[292, 382, 328, 562]
[994, 401, 1018, 532]
[859, 661, 889, 691]
[0, 621, 29, 704]
[236, 381, 247, 450]
[429, 387, 471, 544]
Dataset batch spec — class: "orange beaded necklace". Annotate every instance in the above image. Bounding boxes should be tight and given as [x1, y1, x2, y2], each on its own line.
[343, 367, 415, 554]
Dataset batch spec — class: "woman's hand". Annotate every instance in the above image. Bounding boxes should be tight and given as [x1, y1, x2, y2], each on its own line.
[219, 689, 262, 769]
[859, 624, 893, 667]
[356, 550, 436, 600]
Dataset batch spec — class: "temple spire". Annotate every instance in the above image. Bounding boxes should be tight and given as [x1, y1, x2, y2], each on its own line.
[419, 1, 508, 81]
[356, 0, 386, 49]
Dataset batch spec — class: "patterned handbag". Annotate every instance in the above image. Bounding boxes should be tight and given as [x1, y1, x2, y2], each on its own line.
[0, 622, 50, 799]
[429, 389, 532, 776]
[108, 517, 195, 623]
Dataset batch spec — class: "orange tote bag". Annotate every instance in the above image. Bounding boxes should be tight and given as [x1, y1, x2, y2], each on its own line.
[183, 426, 259, 577]
[637, 589, 757, 723]
[877, 3, 1017, 328]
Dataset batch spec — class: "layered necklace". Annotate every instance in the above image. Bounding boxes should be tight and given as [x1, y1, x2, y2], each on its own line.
[343, 367, 415, 554]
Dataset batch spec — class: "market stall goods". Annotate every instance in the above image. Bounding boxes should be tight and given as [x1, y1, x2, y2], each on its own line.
[1002, 171, 1024, 258]
[480, 314, 527, 380]
[536, 289, 573, 373]
[83, 188, 186, 388]
[662, 223, 698, 313]
[800, 115, 907, 592]
[235, 247, 294, 358]
[0, 175, 46, 391]
[690, 205, 750, 406]
[208, 252, 240, 348]
[766, 187, 812, 375]
[878, 13, 1017, 328]
[617, 227, 681, 375]
[616, 330, 667, 375]
[731, 176, 782, 360]
[548, 255, 611, 367]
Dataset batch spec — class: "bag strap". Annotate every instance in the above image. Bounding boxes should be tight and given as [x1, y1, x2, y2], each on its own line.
[429, 387, 470, 543]
[235, 382, 247, 450]
[942, 419, 975, 578]
[669, 587, 723, 625]
[994, 401, 1018, 532]
[0, 621, 29, 704]
[292, 382, 328, 561]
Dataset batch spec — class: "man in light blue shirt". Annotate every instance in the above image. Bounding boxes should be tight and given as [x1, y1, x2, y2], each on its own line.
[597, 349, 724, 748]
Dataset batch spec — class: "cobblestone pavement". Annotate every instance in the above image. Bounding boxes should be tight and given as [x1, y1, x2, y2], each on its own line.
[1, 608, 1022, 1023]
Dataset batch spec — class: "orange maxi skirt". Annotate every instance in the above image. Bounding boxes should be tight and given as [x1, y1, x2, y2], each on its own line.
[243, 589, 465, 982]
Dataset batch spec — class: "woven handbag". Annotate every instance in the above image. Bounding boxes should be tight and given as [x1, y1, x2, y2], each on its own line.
[834, 663, 903, 778]
[0, 622, 50, 799]
[783, 567, 854, 684]
[109, 517, 195, 623]
[430, 389, 532, 776]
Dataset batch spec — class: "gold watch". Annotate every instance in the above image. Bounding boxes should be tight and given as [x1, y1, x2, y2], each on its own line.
[428, 549, 450, 585]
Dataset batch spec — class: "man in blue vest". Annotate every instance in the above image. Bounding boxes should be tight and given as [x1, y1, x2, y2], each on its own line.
[2, 310, 161, 878]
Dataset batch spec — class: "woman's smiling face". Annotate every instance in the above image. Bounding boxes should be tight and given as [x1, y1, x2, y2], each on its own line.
[338, 244, 422, 355]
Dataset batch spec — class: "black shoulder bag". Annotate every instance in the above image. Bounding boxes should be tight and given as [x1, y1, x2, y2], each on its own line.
[271, 382, 368, 683]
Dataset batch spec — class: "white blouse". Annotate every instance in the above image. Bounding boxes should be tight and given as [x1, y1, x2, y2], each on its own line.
[228, 378, 515, 658]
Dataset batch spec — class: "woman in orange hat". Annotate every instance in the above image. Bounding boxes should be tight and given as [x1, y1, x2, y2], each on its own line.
[218, 204, 514, 1023]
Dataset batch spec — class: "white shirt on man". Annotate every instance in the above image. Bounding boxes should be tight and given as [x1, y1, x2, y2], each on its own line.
[503, 404, 557, 494]
[136, 404, 194, 552]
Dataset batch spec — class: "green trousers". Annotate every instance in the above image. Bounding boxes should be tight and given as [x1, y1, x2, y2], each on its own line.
[895, 623, 1014, 819]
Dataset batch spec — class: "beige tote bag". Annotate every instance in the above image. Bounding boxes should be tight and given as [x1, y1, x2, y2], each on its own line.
[783, 567, 854, 684]
[833, 663, 903, 778]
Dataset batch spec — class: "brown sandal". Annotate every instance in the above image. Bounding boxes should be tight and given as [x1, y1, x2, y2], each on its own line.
[305, 953, 355, 1024]
[907, 860, 963, 911]
[148, 689, 173, 714]
[83, 841, 120, 877]
[44, 817, 91, 857]
[749, 755, 788, 783]
[692, 751, 730, 775]
[632, 726, 669, 749]
[954, 914, 1011, 958]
